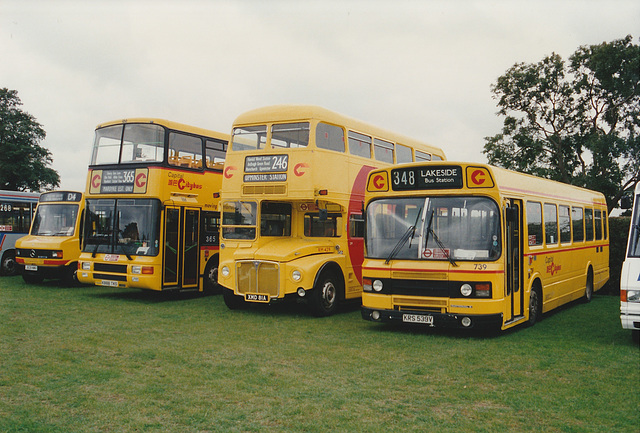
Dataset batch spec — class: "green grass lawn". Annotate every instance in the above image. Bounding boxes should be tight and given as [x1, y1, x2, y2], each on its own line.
[1, 276, 638, 433]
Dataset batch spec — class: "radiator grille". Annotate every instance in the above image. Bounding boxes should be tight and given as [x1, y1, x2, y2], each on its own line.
[94, 263, 128, 273]
[392, 271, 447, 280]
[393, 296, 448, 313]
[236, 261, 279, 297]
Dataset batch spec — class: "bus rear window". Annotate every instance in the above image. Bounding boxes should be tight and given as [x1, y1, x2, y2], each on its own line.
[231, 126, 267, 151]
[271, 123, 309, 148]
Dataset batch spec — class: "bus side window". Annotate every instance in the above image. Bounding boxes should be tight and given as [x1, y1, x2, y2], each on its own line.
[559, 205, 571, 244]
[373, 139, 394, 163]
[594, 209, 603, 240]
[544, 203, 558, 245]
[315, 123, 345, 153]
[169, 132, 204, 170]
[415, 151, 432, 162]
[349, 213, 364, 238]
[572, 207, 584, 242]
[526, 202, 543, 246]
[395, 144, 412, 163]
[348, 131, 371, 158]
[585, 208, 594, 241]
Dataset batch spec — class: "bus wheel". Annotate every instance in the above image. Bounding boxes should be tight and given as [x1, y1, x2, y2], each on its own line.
[527, 286, 541, 327]
[204, 259, 220, 294]
[309, 272, 339, 317]
[64, 264, 79, 286]
[223, 287, 245, 310]
[22, 271, 44, 284]
[584, 269, 594, 303]
[1, 253, 17, 276]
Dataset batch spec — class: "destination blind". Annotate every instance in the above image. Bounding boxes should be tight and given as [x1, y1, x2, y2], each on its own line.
[391, 165, 463, 191]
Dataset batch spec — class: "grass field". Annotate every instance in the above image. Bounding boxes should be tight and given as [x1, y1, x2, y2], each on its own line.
[1, 276, 638, 433]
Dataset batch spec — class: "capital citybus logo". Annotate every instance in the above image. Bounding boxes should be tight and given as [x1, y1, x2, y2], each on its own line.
[466, 167, 494, 188]
[294, 163, 309, 177]
[224, 166, 237, 179]
[367, 171, 388, 192]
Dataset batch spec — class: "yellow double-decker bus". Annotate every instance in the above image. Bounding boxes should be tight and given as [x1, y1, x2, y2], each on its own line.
[16, 191, 84, 284]
[218, 105, 446, 315]
[361, 161, 609, 330]
[77, 118, 228, 292]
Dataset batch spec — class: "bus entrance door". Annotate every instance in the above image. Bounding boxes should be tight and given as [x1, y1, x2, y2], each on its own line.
[163, 206, 200, 290]
[505, 199, 524, 324]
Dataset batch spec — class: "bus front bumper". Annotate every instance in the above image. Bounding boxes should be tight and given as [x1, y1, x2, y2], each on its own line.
[361, 306, 503, 330]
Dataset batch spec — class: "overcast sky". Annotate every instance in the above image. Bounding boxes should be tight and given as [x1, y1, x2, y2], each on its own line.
[1, 0, 638, 192]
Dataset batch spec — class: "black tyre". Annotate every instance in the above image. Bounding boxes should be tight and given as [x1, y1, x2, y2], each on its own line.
[22, 271, 44, 284]
[64, 264, 79, 286]
[222, 287, 245, 310]
[309, 271, 340, 317]
[1, 253, 18, 276]
[527, 286, 542, 327]
[203, 258, 220, 294]
[584, 269, 594, 303]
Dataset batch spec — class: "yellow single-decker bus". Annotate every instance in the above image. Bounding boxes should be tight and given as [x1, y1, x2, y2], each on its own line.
[362, 161, 609, 330]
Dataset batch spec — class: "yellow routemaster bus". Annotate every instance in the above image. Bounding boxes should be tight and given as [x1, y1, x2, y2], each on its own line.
[77, 118, 228, 292]
[218, 105, 446, 315]
[16, 191, 84, 284]
[361, 161, 609, 330]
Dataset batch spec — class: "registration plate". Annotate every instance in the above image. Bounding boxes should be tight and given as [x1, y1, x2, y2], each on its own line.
[402, 313, 434, 325]
[100, 280, 119, 287]
[25, 265, 38, 271]
[245, 293, 269, 302]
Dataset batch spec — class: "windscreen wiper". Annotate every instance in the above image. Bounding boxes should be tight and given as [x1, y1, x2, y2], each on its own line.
[424, 210, 458, 267]
[384, 207, 422, 264]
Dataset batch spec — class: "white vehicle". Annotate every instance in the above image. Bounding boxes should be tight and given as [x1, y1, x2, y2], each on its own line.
[620, 183, 640, 341]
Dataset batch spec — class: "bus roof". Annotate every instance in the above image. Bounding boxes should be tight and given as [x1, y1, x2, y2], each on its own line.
[233, 105, 445, 157]
[0, 190, 40, 201]
[95, 118, 230, 142]
[370, 161, 607, 207]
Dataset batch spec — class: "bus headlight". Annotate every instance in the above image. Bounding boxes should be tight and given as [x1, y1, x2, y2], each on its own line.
[292, 270, 302, 282]
[132, 266, 142, 274]
[372, 279, 384, 292]
[221, 266, 230, 277]
[460, 283, 473, 297]
[51, 250, 63, 259]
[622, 290, 640, 303]
[81, 262, 91, 271]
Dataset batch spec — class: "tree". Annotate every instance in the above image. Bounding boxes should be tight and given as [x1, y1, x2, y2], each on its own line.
[0, 88, 59, 192]
[483, 36, 640, 211]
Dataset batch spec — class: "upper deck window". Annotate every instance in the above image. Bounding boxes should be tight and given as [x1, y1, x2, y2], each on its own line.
[205, 139, 226, 169]
[92, 123, 165, 165]
[231, 125, 267, 151]
[415, 150, 432, 162]
[271, 123, 309, 148]
[316, 122, 345, 152]
[168, 132, 203, 169]
[348, 131, 372, 158]
[373, 138, 394, 163]
[396, 144, 412, 163]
